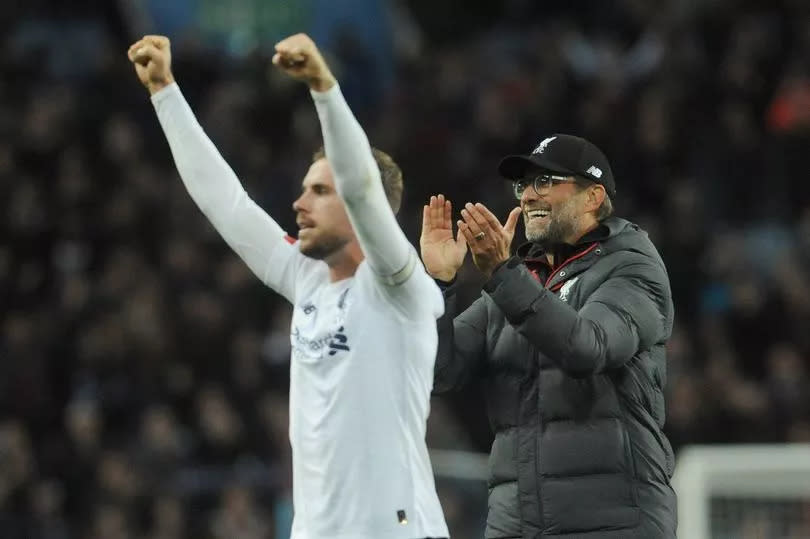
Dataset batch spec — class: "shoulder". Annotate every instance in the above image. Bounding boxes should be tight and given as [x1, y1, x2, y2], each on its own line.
[356, 259, 444, 318]
[600, 218, 668, 275]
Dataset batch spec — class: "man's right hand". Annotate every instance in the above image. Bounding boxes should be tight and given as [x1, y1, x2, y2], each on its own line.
[420, 194, 468, 282]
[127, 35, 175, 95]
[272, 33, 336, 93]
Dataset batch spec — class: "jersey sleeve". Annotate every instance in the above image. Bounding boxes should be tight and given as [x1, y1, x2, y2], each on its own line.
[151, 83, 303, 303]
[311, 85, 440, 318]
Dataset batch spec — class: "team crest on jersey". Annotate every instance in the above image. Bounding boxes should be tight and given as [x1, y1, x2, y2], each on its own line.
[558, 277, 579, 303]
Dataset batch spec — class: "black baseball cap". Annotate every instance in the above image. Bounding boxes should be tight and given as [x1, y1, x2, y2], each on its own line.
[498, 134, 616, 197]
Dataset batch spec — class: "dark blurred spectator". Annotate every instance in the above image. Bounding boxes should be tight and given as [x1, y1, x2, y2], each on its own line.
[210, 485, 271, 539]
[27, 479, 69, 539]
[143, 495, 186, 539]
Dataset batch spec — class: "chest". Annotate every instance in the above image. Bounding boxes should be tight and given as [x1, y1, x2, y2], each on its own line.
[290, 282, 355, 364]
[525, 252, 603, 309]
[488, 259, 608, 374]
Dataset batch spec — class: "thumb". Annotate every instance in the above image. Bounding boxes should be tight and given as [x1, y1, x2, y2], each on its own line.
[420, 205, 430, 237]
[504, 207, 522, 236]
[131, 43, 161, 65]
[455, 226, 468, 254]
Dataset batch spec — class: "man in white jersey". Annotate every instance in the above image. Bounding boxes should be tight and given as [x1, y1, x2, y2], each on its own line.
[127, 34, 449, 539]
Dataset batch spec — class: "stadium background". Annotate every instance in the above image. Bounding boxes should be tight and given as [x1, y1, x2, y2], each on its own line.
[2, 0, 810, 537]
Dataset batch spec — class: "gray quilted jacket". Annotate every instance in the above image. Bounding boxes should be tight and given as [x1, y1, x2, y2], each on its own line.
[434, 217, 677, 538]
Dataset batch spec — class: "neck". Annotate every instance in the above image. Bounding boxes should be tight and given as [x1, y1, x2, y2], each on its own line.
[544, 218, 600, 266]
[326, 241, 365, 282]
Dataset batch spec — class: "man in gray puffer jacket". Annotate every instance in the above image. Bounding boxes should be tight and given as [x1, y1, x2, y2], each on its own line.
[420, 134, 677, 538]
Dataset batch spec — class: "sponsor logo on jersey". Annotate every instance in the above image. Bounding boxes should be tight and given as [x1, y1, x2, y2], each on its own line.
[328, 326, 350, 356]
[291, 325, 351, 359]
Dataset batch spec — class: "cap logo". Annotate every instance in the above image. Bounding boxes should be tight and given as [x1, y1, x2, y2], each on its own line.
[586, 165, 603, 178]
[532, 136, 557, 155]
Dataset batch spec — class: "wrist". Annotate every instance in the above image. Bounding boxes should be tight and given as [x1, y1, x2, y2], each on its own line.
[430, 270, 457, 282]
[308, 73, 336, 93]
[483, 257, 509, 279]
[148, 75, 175, 95]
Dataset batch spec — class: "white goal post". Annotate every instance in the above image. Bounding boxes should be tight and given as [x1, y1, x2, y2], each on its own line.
[673, 444, 810, 539]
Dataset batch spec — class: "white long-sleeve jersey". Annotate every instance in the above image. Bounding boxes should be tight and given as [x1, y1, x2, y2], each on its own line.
[151, 83, 448, 539]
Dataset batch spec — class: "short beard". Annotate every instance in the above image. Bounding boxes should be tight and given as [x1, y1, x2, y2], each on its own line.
[299, 235, 349, 260]
[525, 198, 579, 248]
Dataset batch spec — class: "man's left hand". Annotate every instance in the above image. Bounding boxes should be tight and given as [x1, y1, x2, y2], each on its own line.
[458, 203, 522, 278]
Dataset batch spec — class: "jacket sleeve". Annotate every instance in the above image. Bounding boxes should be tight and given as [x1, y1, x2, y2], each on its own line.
[483, 254, 672, 378]
[433, 281, 488, 393]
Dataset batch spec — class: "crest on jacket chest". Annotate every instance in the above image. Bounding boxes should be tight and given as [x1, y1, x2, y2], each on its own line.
[558, 276, 579, 303]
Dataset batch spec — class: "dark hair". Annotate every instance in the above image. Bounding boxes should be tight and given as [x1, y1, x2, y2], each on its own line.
[312, 147, 404, 214]
[574, 176, 614, 221]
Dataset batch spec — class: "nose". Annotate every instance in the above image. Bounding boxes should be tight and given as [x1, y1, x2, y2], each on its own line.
[521, 185, 540, 205]
[292, 192, 308, 213]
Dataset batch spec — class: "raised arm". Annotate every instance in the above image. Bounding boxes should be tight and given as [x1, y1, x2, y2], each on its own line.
[128, 35, 301, 302]
[272, 34, 415, 284]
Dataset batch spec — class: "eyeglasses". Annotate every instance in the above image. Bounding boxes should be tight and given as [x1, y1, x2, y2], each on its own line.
[512, 174, 577, 199]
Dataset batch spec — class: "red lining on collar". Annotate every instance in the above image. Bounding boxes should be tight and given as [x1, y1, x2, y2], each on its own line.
[544, 242, 599, 289]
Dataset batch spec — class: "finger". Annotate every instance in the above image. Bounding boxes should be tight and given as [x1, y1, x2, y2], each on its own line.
[128, 40, 151, 61]
[459, 218, 487, 252]
[275, 41, 306, 59]
[431, 194, 443, 225]
[474, 202, 504, 232]
[127, 40, 143, 60]
[504, 207, 522, 235]
[434, 195, 449, 229]
[131, 43, 160, 65]
[421, 205, 430, 235]
[285, 52, 307, 63]
[460, 207, 486, 237]
[456, 226, 469, 253]
[457, 220, 476, 247]
[457, 221, 482, 256]
[274, 35, 299, 51]
[463, 202, 490, 231]
[428, 195, 439, 227]
[144, 35, 169, 49]
[443, 199, 452, 229]
[277, 34, 313, 55]
[280, 53, 306, 68]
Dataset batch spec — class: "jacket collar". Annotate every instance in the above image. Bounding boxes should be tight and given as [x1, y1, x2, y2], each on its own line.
[516, 219, 616, 263]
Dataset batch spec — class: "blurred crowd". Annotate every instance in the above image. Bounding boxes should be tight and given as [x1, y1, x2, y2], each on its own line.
[2, 0, 810, 537]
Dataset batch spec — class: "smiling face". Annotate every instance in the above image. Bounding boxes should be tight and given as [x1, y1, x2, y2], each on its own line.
[519, 172, 604, 247]
[292, 159, 354, 260]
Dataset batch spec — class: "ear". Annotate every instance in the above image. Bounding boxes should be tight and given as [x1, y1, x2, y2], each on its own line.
[585, 184, 606, 213]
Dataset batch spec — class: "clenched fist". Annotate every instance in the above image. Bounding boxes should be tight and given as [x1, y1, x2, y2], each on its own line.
[127, 35, 175, 95]
[272, 33, 336, 92]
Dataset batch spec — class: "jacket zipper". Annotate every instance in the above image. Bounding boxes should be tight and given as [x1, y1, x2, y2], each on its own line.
[535, 242, 598, 535]
[544, 243, 599, 289]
